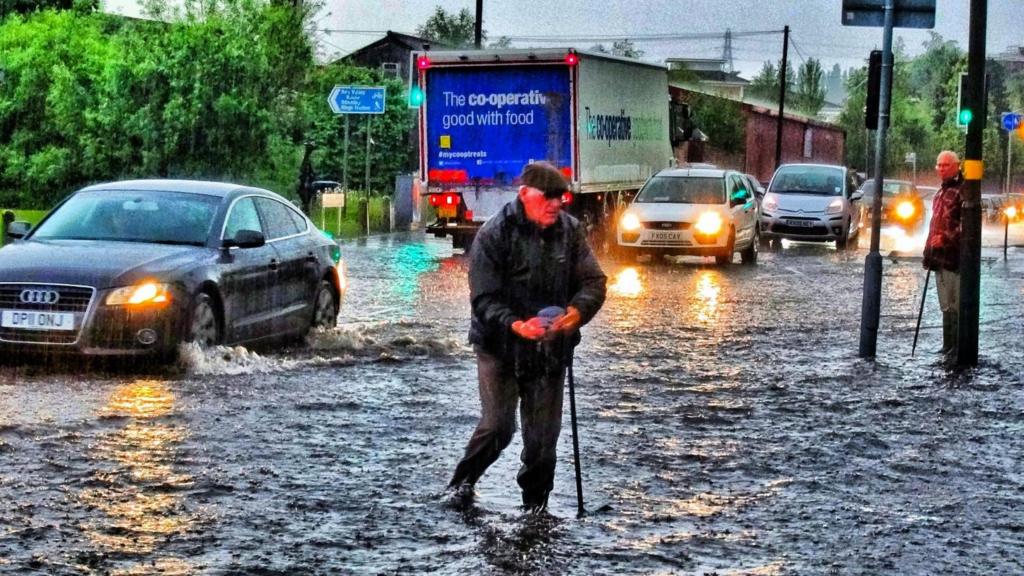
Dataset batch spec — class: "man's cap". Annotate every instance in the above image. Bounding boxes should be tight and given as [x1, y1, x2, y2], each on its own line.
[520, 161, 568, 198]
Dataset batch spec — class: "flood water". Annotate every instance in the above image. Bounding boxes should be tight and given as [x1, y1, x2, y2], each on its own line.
[2, 222, 1023, 575]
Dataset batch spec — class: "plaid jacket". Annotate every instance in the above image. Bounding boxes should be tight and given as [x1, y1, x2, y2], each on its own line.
[923, 173, 964, 272]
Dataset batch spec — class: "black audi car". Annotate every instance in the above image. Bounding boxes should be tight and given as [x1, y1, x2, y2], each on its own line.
[0, 180, 346, 360]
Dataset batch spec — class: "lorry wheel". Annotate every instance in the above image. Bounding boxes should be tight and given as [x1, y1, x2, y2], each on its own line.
[453, 232, 475, 253]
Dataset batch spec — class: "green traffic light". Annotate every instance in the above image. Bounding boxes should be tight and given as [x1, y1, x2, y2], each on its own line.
[958, 108, 973, 125]
[408, 86, 424, 107]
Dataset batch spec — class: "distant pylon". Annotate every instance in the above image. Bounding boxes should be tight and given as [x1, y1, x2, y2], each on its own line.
[723, 28, 734, 73]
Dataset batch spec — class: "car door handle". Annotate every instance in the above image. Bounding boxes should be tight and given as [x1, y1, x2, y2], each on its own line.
[269, 259, 280, 271]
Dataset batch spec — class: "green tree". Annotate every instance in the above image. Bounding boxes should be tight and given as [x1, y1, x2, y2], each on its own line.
[589, 39, 644, 59]
[792, 58, 826, 116]
[416, 6, 480, 48]
[746, 60, 794, 105]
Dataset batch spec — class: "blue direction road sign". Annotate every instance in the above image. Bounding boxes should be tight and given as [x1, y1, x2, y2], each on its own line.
[328, 85, 387, 115]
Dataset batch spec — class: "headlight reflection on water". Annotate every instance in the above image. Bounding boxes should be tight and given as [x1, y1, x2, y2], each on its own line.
[609, 267, 644, 299]
[692, 270, 722, 324]
[79, 380, 197, 569]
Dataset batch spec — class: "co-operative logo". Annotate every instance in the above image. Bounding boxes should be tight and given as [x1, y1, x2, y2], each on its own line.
[20, 289, 60, 305]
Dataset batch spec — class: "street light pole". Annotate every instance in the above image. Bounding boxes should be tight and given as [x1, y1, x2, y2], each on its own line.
[957, 0, 988, 367]
[858, 0, 894, 359]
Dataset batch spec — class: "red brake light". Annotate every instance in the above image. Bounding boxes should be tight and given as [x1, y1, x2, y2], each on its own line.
[561, 192, 574, 205]
[465, 210, 474, 220]
[445, 194, 455, 205]
[429, 194, 441, 207]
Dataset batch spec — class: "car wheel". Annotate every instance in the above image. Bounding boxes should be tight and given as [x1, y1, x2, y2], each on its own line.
[311, 280, 339, 329]
[186, 292, 220, 348]
[715, 230, 735, 265]
[741, 228, 759, 265]
[836, 224, 850, 250]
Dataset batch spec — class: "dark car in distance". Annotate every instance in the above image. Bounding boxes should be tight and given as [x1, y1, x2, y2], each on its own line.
[858, 179, 927, 230]
[0, 180, 346, 360]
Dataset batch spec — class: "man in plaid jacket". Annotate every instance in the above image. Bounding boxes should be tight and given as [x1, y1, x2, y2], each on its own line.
[922, 150, 964, 358]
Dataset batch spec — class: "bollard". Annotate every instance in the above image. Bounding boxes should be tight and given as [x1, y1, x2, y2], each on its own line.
[381, 197, 393, 233]
[2, 210, 14, 246]
[358, 198, 369, 235]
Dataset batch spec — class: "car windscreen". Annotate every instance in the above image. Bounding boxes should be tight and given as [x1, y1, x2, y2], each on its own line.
[31, 190, 220, 245]
[633, 176, 725, 204]
[862, 181, 913, 197]
[770, 167, 844, 196]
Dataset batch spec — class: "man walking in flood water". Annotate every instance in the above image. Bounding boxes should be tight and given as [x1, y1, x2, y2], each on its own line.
[447, 161, 607, 513]
[923, 150, 964, 361]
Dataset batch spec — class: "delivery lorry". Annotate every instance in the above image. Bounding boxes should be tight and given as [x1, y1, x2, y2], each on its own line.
[413, 48, 679, 250]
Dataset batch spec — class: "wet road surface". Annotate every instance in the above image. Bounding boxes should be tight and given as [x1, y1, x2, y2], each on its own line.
[2, 221, 1024, 575]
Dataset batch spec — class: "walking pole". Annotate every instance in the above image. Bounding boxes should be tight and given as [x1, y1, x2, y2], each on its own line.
[566, 352, 585, 518]
[911, 269, 931, 356]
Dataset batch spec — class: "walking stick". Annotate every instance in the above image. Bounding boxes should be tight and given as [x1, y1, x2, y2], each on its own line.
[566, 353, 585, 518]
[911, 269, 931, 356]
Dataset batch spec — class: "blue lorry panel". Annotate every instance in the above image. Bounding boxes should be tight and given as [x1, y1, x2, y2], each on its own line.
[425, 65, 571, 185]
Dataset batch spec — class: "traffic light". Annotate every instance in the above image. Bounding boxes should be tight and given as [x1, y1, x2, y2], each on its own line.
[956, 73, 970, 129]
[408, 85, 424, 108]
[865, 50, 882, 130]
[957, 72, 990, 131]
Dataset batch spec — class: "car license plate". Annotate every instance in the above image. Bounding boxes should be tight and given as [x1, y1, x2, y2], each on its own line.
[785, 219, 814, 227]
[437, 206, 457, 218]
[1, 310, 75, 331]
[650, 231, 683, 241]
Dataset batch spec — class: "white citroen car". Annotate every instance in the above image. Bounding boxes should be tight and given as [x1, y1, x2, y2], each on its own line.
[759, 164, 863, 250]
[616, 168, 759, 265]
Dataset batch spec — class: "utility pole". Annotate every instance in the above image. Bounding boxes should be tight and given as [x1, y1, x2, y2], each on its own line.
[774, 25, 790, 170]
[958, 0, 988, 367]
[474, 0, 483, 49]
[858, 0, 894, 359]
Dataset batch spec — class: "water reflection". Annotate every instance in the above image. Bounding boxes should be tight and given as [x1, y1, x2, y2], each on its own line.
[609, 267, 644, 299]
[691, 271, 722, 324]
[79, 380, 194, 570]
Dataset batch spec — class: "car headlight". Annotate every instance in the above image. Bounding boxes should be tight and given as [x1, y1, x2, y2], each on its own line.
[694, 211, 723, 235]
[826, 198, 844, 214]
[762, 194, 778, 213]
[106, 282, 172, 306]
[1005, 205, 1018, 219]
[620, 212, 642, 232]
[895, 200, 916, 220]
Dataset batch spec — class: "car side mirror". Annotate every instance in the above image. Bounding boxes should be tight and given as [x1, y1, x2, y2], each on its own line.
[850, 190, 864, 202]
[6, 221, 31, 240]
[223, 229, 265, 249]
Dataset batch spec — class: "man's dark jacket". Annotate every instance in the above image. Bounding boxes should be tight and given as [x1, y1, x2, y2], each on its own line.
[923, 172, 964, 272]
[468, 199, 607, 361]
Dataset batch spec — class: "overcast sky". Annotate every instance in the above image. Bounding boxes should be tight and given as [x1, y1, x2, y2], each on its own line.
[105, 0, 1021, 79]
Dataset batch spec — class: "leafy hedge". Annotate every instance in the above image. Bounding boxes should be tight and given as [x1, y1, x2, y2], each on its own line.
[0, 2, 413, 209]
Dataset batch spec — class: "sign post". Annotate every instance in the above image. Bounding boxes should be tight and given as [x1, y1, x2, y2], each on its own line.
[328, 86, 386, 235]
[842, 0, 935, 359]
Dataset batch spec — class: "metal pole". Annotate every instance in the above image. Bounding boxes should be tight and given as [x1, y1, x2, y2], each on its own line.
[858, 0, 894, 359]
[774, 25, 790, 170]
[365, 116, 372, 234]
[1006, 130, 1012, 259]
[474, 0, 483, 49]
[957, 0, 987, 367]
[342, 116, 350, 217]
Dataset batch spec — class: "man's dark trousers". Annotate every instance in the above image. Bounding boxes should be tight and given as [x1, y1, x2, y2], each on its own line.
[449, 347, 565, 508]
